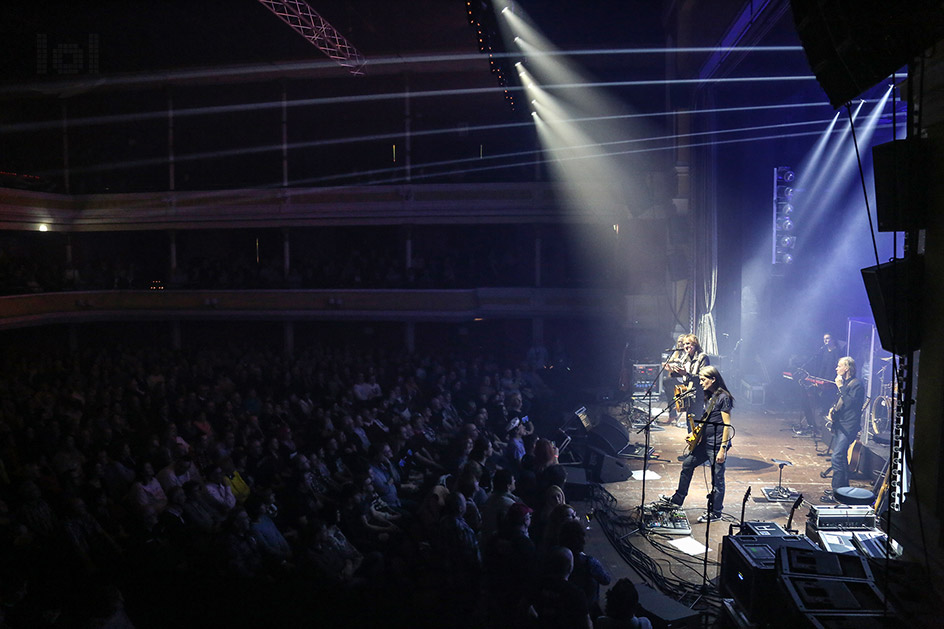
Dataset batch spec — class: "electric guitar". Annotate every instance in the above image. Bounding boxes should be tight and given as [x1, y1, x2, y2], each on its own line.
[685, 396, 718, 453]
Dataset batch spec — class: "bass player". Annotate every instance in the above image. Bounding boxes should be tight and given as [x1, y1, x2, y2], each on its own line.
[659, 365, 733, 523]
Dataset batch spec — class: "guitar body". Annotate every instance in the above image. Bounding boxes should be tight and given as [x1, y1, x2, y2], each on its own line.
[674, 384, 693, 414]
[847, 440, 865, 475]
[685, 422, 704, 453]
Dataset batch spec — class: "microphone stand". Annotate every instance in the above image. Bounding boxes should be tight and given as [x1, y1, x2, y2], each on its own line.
[634, 354, 673, 515]
[700, 410, 725, 593]
[617, 350, 678, 537]
[628, 389, 693, 530]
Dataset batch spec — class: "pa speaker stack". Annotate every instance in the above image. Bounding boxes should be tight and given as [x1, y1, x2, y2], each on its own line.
[719, 529, 899, 627]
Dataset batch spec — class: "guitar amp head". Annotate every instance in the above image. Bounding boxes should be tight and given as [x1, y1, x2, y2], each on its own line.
[807, 505, 876, 531]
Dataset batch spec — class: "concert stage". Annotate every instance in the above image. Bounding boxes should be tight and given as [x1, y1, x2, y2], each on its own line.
[569, 400, 900, 626]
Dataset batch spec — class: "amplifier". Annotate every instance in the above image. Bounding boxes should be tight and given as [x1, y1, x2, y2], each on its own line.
[807, 505, 875, 530]
[741, 521, 788, 537]
[778, 544, 873, 581]
[720, 535, 818, 624]
[805, 525, 858, 554]
[779, 574, 889, 615]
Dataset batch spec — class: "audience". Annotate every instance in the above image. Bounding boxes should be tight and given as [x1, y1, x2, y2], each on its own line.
[0, 335, 645, 628]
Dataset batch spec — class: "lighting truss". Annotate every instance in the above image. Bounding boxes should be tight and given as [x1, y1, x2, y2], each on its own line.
[257, 0, 366, 76]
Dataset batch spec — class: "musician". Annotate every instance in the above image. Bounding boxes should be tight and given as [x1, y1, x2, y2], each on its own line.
[827, 356, 865, 498]
[812, 333, 843, 380]
[793, 333, 841, 436]
[664, 334, 710, 428]
[659, 365, 733, 523]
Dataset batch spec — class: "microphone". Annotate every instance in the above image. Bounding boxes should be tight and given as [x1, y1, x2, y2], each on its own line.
[663, 346, 679, 352]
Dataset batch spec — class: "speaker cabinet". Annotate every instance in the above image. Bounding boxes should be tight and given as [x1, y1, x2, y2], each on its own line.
[586, 414, 630, 457]
[872, 139, 929, 232]
[861, 256, 923, 355]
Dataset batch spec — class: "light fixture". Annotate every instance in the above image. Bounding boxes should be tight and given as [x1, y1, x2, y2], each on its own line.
[772, 165, 798, 266]
[777, 166, 795, 183]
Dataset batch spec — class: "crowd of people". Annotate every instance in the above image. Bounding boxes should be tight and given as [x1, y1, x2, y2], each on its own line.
[0, 336, 650, 628]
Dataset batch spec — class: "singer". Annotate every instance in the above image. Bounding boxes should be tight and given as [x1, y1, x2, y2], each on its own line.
[663, 334, 710, 427]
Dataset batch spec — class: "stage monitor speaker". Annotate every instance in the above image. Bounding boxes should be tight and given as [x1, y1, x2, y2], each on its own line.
[861, 256, 923, 355]
[587, 414, 630, 457]
[790, 0, 944, 108]
[582, 448, 633, 483]
[778, 574, 888, 615]
[562, 465, 593, 501]
[635, 583, 701, 628]
[720, 535, 819, 624]
[872, 139, 929, 232]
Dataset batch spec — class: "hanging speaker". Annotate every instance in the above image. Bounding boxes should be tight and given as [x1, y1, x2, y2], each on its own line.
[861, 256, 923, 355]
[872, 139, 929, 232]
[790, 0, 944, 107]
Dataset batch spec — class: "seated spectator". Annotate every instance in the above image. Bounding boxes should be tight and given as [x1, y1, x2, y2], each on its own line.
[218, 507, 264, 579]
[479, 468, 520, 543]
[128, 461, 167, 522]
[503, 418, 526, 471]
[433, 492, 482, 627]
[484, 502, 536, 626]
[61, 496, 122, 576]
[522, 546, 592, 629]
[220, 456, 251, 505]
[247, 496, 292, 569]
[539, 503, 579, 553]
[181, 480, 220, 534]
[203, 464, 237, 517]
[558, 519, 611, 618]
[532, 484, 566, 545]
[156, 455, 202, 493]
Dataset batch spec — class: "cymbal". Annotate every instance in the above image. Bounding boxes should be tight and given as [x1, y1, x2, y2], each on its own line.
[880, 356, 893, 361]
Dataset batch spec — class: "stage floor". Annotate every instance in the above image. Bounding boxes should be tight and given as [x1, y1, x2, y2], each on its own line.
[571, 400, 887, 618]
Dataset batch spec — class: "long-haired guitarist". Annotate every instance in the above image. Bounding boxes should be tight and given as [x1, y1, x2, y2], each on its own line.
[826, 356, 865, 500]
[663, 334, 710, 428]
[659, 365, 733, 523]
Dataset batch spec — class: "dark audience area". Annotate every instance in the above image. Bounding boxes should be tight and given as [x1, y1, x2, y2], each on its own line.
[0, 224, 609, 295]
[0, 330, 637, 628]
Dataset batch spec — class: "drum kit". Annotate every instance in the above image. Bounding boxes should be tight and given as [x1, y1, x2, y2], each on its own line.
[869, 357, 895, 437]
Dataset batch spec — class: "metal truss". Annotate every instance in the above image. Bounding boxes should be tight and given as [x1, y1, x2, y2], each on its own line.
[257, 0, 366, 75]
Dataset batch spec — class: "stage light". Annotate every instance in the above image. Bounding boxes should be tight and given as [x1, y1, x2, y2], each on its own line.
[773, 164, 799, 266]
[38, 224, 48, 232]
